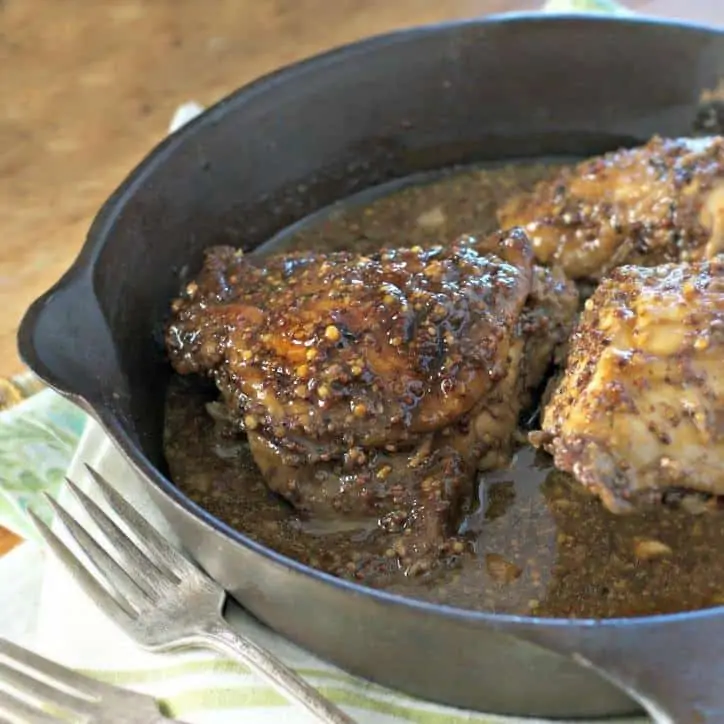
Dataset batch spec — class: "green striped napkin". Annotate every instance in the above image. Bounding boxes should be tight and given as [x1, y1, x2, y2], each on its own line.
[2, 0, 653, 720]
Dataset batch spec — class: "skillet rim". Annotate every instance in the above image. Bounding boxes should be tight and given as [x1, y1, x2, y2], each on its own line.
[18, 10, 724, 632]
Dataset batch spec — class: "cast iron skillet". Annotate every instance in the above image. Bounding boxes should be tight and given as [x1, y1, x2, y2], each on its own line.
[18, 12, 724, 722]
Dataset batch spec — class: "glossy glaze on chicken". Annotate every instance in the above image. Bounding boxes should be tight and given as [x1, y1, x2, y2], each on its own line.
[498, 136, 724, 280]
[167, 231, 578, 574]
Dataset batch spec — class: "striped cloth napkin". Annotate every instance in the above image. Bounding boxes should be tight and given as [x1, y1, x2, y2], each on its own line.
[1, 0, 651, 721]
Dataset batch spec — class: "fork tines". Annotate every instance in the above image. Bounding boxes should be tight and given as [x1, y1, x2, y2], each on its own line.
[0, 637, 95, 724]
[27, 465, 355, 724]
[0, 637, 168, 724]
[28, 465, 202, 631]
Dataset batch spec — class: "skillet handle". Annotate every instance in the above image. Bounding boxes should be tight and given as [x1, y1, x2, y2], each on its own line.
[513, 609, 724, 723]
[17, 271, 124, 410]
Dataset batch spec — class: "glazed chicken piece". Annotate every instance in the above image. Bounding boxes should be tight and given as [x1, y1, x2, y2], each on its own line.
[498, 136, 724, 281]
[168, 232, 535, 463]
[532, 258, 724, 514]
[167, 232, 578, 573]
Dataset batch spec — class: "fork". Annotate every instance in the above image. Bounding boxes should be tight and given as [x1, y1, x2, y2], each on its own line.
[29, 465, 355, 724]
[0, 637, 180, 723]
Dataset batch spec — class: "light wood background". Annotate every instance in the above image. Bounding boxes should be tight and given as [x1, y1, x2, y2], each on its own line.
[0, 0, 722, 557]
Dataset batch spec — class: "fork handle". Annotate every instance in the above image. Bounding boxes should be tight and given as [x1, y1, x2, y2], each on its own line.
[191, 616, 355, 724]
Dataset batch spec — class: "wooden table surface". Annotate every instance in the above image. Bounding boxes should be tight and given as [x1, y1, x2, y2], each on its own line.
[0, 0, 723, 558]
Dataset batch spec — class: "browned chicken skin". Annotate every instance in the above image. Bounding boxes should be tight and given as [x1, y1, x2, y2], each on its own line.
[168, 233, 534, 458]
[167, 231, 578, 573]
[498, 136, 724, 280]
[532, 258, 724, 514]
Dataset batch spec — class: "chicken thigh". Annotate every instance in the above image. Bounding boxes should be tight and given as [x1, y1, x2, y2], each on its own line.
[498, 136, 724, 281]
[167, 231, 578, 572]
[532, 258, 724, 513]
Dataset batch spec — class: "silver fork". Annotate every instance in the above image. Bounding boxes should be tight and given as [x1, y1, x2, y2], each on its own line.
[0, 637, 181, 723]
[30, 465, 354, 724]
